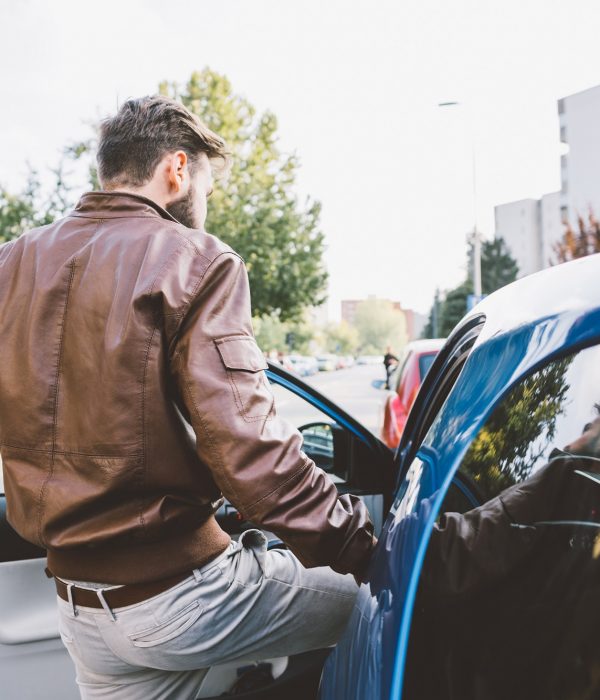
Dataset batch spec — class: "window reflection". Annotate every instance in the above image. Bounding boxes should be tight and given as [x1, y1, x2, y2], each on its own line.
[405, 345, 600, 700]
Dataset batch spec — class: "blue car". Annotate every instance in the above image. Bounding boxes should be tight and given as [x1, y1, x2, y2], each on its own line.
[2, 254, 600, 699]
[320, 253, 600, 700]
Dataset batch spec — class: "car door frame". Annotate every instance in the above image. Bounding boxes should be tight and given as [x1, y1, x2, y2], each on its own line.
[266, 361, 396, 512]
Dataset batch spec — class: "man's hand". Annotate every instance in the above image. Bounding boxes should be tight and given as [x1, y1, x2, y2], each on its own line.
[565, 415, 600, 459]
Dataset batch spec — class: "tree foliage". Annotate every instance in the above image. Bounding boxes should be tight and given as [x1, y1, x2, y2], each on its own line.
[159, 70, 328, 321]
[423, 237, 519, 338]
[323, 321, 360, 355]
[353, 299, 407, 355]
[253, 313, 315, 355]
[461, 357, 572, 501]
[553, 212, 600, 263]
[0, 164, 73, 243]
[479, 238, 519, 294]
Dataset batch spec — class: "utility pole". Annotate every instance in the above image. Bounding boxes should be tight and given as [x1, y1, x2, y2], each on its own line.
[468, 229, 483, 297]
[432, 287, 440, 337]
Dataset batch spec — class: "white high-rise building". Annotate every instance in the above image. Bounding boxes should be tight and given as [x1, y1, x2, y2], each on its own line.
[540, 191, 563, 267]
[494, 198, 542, 278]
[494, 193, 563, 279]
[494, 84, 600, 278]
[559, 86, 600, 224]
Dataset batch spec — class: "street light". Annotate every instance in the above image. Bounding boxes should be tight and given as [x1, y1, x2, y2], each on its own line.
[438, 100, 483, 299]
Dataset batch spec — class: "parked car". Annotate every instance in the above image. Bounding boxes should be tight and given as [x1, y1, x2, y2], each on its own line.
[3, 255, 600, 699]
[315, 354, 337, 372]
[381, 339, 445, 449]
[285, 354, 318, 377]
[356, 354, 384, 365]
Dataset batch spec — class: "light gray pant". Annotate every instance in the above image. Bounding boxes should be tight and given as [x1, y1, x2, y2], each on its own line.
[56, 529, 358, 699]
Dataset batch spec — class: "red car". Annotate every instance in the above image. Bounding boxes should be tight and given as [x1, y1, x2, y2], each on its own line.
[381, 338, 445, 449]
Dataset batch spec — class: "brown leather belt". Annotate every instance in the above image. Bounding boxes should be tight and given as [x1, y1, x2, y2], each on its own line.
[53, 569, 192, 610]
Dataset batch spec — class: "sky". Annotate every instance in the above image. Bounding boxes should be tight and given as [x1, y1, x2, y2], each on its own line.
[2, 0, 600, 318]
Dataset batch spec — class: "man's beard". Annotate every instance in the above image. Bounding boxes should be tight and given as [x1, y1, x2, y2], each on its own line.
[166, 185, 200, 228]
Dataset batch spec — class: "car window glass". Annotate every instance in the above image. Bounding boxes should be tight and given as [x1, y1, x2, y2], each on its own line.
[404, 343, 600, 700]
[418, 353, 436, 380]
[399, 320, 483, 471]
[269, 379, 344, 482]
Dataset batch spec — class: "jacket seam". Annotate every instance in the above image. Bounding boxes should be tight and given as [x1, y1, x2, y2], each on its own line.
[170, 251, 244, 332]
[216, 335, 257, 345]
[36, 257, 78, 547]
[225, 369, 275, 423]
[0, 443, 143, 458]
[244, 458, 312, 518]
[165, 252, 243, 362]
[170, 229, 204, 257]
[138, 325, 157, 533]
[69, 214, 164, 220]
[136, 244, 197, 534]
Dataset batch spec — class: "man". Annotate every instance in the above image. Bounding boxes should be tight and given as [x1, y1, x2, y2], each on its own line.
[0, 96, 375, 698]
[383, 346, 399, 390]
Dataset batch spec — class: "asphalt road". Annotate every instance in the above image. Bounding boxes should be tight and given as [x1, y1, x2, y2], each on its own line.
[271, 363, 388, 436]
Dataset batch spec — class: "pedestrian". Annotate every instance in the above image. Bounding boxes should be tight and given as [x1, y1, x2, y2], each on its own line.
[0, 95, 376, 698]
[383, 345, 399, 389]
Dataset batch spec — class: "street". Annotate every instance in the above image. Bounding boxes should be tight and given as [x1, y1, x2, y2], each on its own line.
[271, 363, 387, 436]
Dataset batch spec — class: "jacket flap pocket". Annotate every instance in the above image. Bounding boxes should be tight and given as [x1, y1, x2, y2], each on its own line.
[215, 336, 268, 372]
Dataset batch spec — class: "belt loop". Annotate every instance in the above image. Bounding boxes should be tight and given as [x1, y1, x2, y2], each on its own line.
[96, 589, 116, 622]
[193, 568, 203, 583]
[66, 583, 78, 618]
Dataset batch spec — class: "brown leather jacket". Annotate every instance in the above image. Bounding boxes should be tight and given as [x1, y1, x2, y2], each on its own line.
[0, 192, 374, 584]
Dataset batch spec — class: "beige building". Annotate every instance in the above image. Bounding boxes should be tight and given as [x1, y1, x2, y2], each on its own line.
[341, 296, 425, 341]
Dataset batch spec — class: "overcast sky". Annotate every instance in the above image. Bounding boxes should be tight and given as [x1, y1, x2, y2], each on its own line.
[2, 0, 600, 317]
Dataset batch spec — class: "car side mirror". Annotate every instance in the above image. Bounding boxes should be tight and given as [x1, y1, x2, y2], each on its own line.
[371, 379, 387, 390]
[299, 421, 390, 493]
[299, 422, 335, 475]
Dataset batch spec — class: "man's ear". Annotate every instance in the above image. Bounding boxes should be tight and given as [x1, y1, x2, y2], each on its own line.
[167, 151, 188, 194]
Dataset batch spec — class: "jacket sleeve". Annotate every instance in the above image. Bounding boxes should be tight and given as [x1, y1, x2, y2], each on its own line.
[169, 251, 375, 576]
[420, 454, 572, 598]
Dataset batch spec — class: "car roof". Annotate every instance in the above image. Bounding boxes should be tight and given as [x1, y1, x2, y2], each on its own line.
[404, 338, 446, 354]
[465, 253, 600, 343]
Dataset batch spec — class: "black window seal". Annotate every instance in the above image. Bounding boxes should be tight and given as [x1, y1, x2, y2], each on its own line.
[394, 315, 486, 490]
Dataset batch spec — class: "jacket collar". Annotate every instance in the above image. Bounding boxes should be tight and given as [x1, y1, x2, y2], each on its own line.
[70, 191, 180, 223]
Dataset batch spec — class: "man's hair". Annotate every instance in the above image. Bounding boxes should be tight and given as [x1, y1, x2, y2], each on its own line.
[97, 95, 229, 188]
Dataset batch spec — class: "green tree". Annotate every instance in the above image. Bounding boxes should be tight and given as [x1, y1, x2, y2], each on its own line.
[0, 164, 73, 243]
[354, 299, 407, 355]
[423, 237, 519, 339]
[460, 357, 572, 501]
[323, 321, 359, 355]
[253, 313, 316, 355]
[479, 238, 519, 294]
[68, 68, 328, 321]
[438, 280, 473, 337]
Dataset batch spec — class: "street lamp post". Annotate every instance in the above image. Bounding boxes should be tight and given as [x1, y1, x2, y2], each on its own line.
[438, 101, 483, 299]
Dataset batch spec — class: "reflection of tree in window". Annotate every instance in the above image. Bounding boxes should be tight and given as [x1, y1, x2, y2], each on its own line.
[461, 357, 572, 502]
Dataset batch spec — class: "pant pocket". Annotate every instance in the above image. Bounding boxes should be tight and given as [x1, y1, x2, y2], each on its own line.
[231, 529, 269, 586]
[58, 616, 74, 645]
[127, 601, 203, 648]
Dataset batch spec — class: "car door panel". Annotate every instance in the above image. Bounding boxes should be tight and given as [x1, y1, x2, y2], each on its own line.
[0, 526, 79, 698]
[320, 318, 486, 700]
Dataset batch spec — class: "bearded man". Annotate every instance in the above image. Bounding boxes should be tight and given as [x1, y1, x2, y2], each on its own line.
[0, 96, 375, 698]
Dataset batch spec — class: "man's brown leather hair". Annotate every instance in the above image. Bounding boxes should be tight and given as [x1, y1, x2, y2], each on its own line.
[97, 95, 229, 188]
